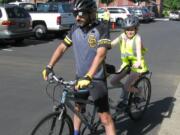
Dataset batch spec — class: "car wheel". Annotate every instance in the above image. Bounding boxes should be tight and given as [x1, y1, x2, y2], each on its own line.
[33, 24, 47, 40]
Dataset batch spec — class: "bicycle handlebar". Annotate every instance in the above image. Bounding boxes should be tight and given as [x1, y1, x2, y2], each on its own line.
[49, 74, 89, 93]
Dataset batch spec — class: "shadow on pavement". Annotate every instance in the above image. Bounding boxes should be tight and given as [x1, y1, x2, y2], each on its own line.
[114, 97, 175, 135]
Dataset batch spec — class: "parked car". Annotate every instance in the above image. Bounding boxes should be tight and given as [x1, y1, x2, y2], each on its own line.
[29, 2, 75, 39]
[0, 4, 33, 43]
[103, 6, 133, 26]
[130, 7, 151, 22]
[169, 11, 180, 21]
[143, 7, 155, 21]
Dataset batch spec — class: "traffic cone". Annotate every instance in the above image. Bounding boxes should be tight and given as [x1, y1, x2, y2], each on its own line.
[111, 22, 116, 29]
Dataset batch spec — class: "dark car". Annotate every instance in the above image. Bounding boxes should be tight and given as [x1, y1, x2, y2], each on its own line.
[130, 7, 151, 22]
[0, 4, 33, 43]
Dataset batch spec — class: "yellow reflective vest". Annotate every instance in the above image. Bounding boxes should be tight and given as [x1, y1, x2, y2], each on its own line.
[103, 11, 110, 21]
[119, 33, 148, 73]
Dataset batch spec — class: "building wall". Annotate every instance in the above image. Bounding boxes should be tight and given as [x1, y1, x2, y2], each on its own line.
[99, 0, 135, 7]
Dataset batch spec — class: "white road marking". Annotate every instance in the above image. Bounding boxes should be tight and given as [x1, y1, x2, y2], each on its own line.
[2, 49, 14, 51]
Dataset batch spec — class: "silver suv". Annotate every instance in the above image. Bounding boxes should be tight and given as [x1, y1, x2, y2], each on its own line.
[107, 7, 133, 24]
[0, 4, 33, 43]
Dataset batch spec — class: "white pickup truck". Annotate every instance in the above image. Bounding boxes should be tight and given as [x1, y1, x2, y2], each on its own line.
[29, 2, 75, 39]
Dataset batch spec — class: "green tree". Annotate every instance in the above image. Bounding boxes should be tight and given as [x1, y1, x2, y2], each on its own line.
[163, 0, 180, 10]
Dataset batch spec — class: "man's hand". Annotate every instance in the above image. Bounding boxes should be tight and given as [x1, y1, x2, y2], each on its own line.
[76, 74, 92, 89]
[42, 65, 54, 80]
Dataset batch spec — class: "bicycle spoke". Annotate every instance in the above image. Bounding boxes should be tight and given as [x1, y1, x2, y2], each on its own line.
[128, 77, 151, 121]
[31, 112, 73, 135]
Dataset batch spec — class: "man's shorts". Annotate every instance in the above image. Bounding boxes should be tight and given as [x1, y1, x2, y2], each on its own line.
[75, 80, 109, 113]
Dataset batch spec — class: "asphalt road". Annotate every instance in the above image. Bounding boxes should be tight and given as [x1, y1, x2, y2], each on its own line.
[0, 20, 180, 135]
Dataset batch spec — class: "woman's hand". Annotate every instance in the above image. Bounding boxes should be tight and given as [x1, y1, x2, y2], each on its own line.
[133, 61, 141, 68]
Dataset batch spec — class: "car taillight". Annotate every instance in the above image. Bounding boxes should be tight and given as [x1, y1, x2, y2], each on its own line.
[57, 16, 61, 25]
[1, 20, 16, 26]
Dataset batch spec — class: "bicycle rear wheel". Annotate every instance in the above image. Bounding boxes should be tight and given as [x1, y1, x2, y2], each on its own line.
[31, 111, 73, 135]
[128, 77, 151, 121]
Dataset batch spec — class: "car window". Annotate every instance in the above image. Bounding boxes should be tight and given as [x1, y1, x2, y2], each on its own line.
[37, 4, 48, 12]
[97, 8, 104, 13]
[58, 3, 73, 12]
[108, 8, 126, 14]
[134, 9, 141, 14]
[142, 8, 148, 14]
[6, 6, 30, 18]
[37, 3, 72, 13]
[19, 3, 36, 12]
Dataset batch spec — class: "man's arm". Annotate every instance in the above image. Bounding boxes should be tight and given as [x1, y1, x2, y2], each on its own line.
[86, 47, 107, 78]
[48, 42, 68, 68]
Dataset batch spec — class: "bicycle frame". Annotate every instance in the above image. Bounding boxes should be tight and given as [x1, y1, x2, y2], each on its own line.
[51, 72, 152, 133]
[57, 88, 99, 132]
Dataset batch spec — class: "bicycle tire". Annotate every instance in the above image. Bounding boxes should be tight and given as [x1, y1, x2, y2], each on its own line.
[31, 111, 73, 135]
[128, 77, 151, 121]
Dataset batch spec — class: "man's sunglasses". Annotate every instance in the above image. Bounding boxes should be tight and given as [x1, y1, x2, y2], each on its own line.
[73, 11, 88, 17]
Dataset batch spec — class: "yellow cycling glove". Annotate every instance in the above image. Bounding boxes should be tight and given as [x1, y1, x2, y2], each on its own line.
[42, 65, 54, 80]
[76, 74, 92, 89]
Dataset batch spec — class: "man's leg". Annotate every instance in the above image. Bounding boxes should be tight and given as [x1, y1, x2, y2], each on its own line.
[99, 112, 116, 135]
[73, 105, 81, 135]
[94, 94, 116, 135]
[73, 92, 89, 135]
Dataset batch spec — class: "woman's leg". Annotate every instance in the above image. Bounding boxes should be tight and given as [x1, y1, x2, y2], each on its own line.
[110, 69, 129, 102]
[124, 72, 141, 93]
[110, 69, 128, 86]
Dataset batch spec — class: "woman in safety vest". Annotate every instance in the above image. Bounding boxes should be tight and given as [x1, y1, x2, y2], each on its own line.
[110, 15, 149, 102]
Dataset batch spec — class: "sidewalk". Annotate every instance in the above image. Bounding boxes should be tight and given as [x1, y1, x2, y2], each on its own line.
[158, 82, 180, 135]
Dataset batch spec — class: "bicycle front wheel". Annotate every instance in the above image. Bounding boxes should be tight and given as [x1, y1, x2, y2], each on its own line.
[128, 77, 151, 121]
[31, 111, 73, 135]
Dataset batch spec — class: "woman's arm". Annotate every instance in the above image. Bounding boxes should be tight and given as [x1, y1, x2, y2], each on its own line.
[133, 35, 142, 68]
[111, 36, 121, 48]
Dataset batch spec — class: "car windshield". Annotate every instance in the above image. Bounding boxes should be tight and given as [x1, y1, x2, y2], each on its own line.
[171, 11, 179, 14]
[37, 3, 73, 13]
[97, 8, 104, 13]
[5, 6, 30, 18]
[108, 8, 126, 13]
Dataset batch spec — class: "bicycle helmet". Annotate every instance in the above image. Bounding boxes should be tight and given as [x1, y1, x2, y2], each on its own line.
[122, 15, 139, 29]
[73, 0, 97, 12]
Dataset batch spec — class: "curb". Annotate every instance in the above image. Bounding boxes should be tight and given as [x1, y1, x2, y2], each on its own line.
[154, 18, 169, 21]
[158, 82, 180, 135]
